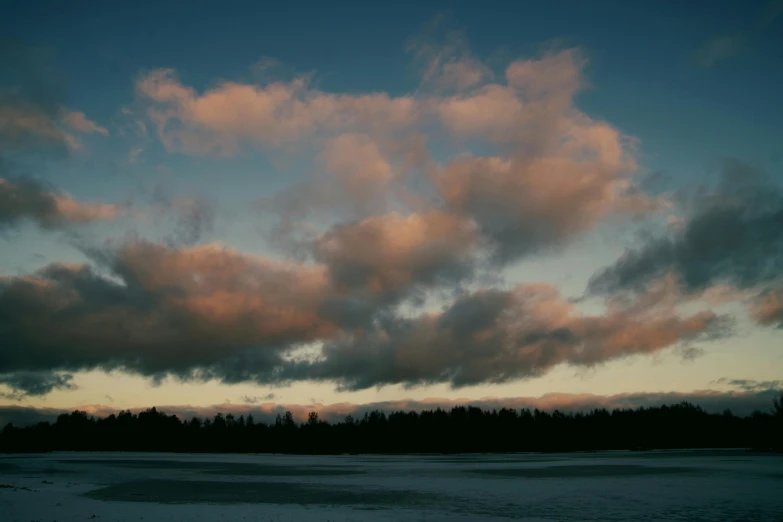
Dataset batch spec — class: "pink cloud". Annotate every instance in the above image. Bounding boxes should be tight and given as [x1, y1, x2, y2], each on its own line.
[53, 195, 120, 223]
[313, 210, 477, 297]
[426, 49, 665, 259]
[114, 241, 331, 336]
[137, 47, 668, 269]
[405, 14, 493, 93]
[429, 147, 645, 259]
[750, 287, 783, 327]
[0, 105, 77, 150]
[319, 133, 395, 214]
[436, 85, 524, 139]
[136, 70, 418, 155]
[505, 49, 586, 100]
[435, 49, 584, 143]
[62, 111, 109, 136]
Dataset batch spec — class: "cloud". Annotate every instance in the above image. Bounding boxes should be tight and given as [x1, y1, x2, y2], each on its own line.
[430, 49, 663, 261]
[431, 151, 654, 262]
[692, 36, 742, 68]
[256, 48, 660, 272]
[0, 43, 116, 234]
[138, 45, 666, 276]
[0, 229, 728, 392]
[691, 2, 783, 68]
[0, 405, 67, 427]
[435, 49, 586, 143]
[0, 103, 74, 152]
[0, 42, 73, 156]
[406, 15, 493, 92]
[313, 210, 477, 300]
[0, 36, 745, 396]
[0, 371, 75, 400]
[136, 69, 417, 155]
[143, 189, 216, 246]
[318, 133, 395, 215]
[587, 160, 783, 307]
[0, 240, 334, 385]
[62, 110, 109, 136]
[166, 198, 215, 246]
[241, 393, 276, 404]
[3, 386, 781, 427]
[715, 377, 783, 392]
[0, 44, 106, 153]
[138, 46, 659, 270]
[284, 282, 728, 390]
[749, 287, 783, 327]
[0, 177, 121, 229]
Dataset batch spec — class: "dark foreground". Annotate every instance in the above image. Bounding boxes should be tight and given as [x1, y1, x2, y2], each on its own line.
[2, 450, 782, 521]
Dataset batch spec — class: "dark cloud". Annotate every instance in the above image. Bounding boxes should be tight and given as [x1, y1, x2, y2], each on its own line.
[283, 284, 728, 390]
[0, 176, 119, 229]
[0, 371, 75, 400]
[241, 393, 276, 404]
[588, 160, 783, 298]
[714, 378, 783, 392]
[0, 405, 66, 427]
[0, 240, 332, 385]
[0, 236, 728, 392]
[0, 177, 66, 229]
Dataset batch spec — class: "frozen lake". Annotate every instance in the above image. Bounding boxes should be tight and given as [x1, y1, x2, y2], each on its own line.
[2, 450, 782, 521]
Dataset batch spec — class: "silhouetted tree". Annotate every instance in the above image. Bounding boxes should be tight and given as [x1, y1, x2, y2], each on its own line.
[773, 391, 783, 418]
[1, 398, 780, 454]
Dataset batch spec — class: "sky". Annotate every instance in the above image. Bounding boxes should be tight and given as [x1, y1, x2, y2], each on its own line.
[1, 0, 782, 424]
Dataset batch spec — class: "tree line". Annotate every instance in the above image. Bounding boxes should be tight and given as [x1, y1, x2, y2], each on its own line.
[2, 395, 782, 454]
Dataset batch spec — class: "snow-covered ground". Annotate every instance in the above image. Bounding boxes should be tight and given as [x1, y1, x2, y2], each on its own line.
[2, 450, 782, 521]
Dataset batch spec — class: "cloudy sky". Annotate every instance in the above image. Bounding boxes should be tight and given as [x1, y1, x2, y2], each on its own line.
[1, 1, 782, 422]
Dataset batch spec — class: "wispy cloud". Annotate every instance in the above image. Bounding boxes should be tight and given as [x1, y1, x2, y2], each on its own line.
[62, 110, 109, 136]
[714, 377, 783, 391]
[406, 14, 493, 92]
[241, 393, 276, 404]
[691, 1, 783, 68]
[692, 36, 742, 68]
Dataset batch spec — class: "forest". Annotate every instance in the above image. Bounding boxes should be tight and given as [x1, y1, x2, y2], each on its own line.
[2, 396, 782, 454]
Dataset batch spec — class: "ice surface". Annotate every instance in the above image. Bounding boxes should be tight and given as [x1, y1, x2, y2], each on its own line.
[1, 450, 782, 521]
